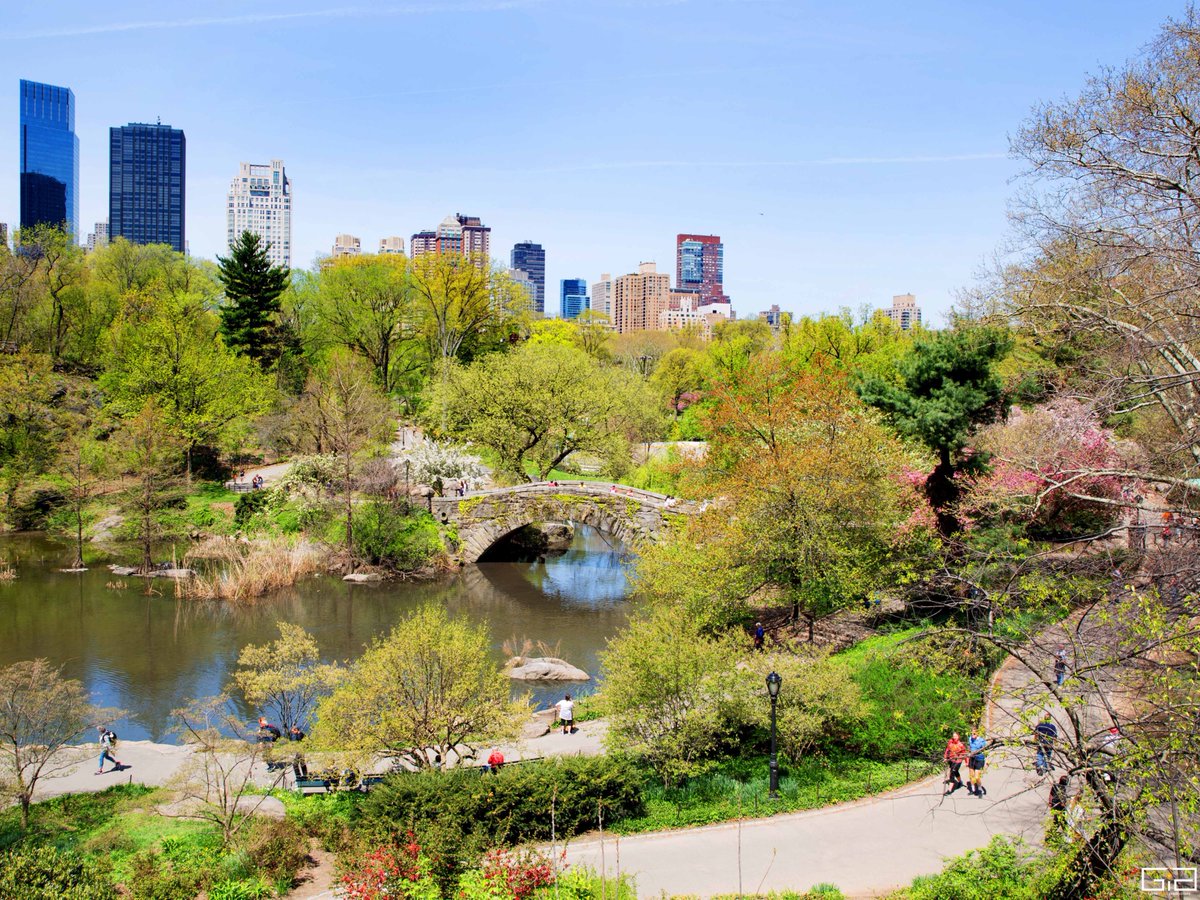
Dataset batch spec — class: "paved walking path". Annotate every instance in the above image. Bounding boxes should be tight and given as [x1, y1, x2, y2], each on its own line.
[562, 654, 1057, 898]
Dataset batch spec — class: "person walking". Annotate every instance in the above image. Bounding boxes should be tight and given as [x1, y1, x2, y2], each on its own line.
[1048, 774, 1069, 839]
[555, 694, 575, 735]
[96, 726, 121, 774]
[943, 731, 966, 793]
[1034, 714, 1057, 775]
[753, 622, 765, 652]
[966, 728, 988, 796]
[1053, 646, 1068, 686]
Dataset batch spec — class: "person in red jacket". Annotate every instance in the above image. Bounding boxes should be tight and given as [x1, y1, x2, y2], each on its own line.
[484, 748, 505, 773]
[943, 732, 967, 793]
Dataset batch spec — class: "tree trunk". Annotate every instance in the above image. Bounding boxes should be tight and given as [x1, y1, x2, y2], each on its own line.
[73, 511, 84, 569]
[926, 447, 960, 537]
[19, 795, 29, 830]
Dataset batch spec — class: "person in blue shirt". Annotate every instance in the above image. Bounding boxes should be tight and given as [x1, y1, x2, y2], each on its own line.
[967, 728, 988, 796]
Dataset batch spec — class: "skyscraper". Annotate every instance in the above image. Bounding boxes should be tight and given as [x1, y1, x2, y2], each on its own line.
[560, 278, 589, 320]
[676, 234, 729, 307]
[591, 273, 613, 320]
[331, 234, 361, 257]
[227, 159, 291, 267]
[613, 262, 670, 334]
[510, 242, 545, 314]
[85, 221, 108, 253]
[410, 213, 490, 268]
[19, 80, 79, 239]
[109, 123, 186, 252]
[882, 293, 921, 330]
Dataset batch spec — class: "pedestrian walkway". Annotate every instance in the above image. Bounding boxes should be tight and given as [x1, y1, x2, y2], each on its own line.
[562, 653, 1056, 898]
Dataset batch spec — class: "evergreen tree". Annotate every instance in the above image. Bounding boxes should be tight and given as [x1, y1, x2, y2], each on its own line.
[856, 326, 1012, 535]
[217, 230, 289, 365]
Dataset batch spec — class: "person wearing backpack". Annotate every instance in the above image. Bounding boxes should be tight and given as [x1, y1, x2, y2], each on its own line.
[96, 725, 121, 774]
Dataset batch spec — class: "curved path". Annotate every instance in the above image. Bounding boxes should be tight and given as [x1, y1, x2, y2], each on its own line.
[562, 654, 1055, 898]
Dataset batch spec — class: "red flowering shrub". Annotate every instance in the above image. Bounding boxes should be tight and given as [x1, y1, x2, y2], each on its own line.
[341, 833, 440, 900]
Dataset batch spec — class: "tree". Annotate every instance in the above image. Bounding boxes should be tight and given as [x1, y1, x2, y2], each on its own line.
[0, 660, 115, 830]
[601, 609, 740, 786]
[54, 431, 109, 569]
[22, 225, 87, 363]
[427, 342, 664, 482]
[0, 350, 62, 515]
[856, 326, 1012, 535]
[650, 346, 706, 417]
[640, 355, 921, 638]
[312, 604, 526, 769]
[101, 290, 273, 480]
[217, 230, 290, 366]
[115, 401, 182, 575]
[293, 351, 393, 564]
[231, 623, 344, 733]
[315, 253, 421, 394]
[1010, 9, 1200, 469]
[170, 695, 286, 845]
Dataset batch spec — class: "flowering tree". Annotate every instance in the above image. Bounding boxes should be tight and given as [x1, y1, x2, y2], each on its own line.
[403, 441, 487, 491]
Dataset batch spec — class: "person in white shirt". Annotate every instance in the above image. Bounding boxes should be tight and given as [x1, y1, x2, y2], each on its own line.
[555, 694, 574, 734]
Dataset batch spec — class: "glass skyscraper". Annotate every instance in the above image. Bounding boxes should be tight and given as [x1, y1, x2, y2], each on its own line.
[19, 80, 79, 238]
[511, 242, 546, 313]
[109, 123, 186, 252]
[560, 278, 589, 319]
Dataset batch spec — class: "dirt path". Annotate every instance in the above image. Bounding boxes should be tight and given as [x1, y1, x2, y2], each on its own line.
[286, 839, 339, 899]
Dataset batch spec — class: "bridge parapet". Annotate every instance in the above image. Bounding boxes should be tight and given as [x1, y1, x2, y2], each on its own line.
[431, 482, 698, 563]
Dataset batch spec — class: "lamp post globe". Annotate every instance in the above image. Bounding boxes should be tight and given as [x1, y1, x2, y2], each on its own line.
[766, 671, 781, 798]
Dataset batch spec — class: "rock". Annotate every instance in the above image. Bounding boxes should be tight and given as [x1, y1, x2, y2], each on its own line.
[506, 657, 590, 681]
[109, 565, 138, 576]
[540, 522, 575, 551]
[157, 568, 194, 579]
[343, 572, 383, 583]
[91, 513, 123, 543]
[58, 567, 88, 573]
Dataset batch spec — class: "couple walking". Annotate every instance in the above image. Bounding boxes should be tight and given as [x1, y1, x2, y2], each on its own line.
[943, 728, 988, 796]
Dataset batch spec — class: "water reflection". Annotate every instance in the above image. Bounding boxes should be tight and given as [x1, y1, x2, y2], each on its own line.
[0, 526, 631, 741]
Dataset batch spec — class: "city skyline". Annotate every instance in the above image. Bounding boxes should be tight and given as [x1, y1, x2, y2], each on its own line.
[1, 1, 1185, 320]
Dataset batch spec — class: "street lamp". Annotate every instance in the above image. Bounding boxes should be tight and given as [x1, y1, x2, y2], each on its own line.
[766, 671, 782, 799]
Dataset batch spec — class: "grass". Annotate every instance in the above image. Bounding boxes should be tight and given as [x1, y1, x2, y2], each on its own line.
[611, 754, 938, 834]
[186, 538, 322, 601]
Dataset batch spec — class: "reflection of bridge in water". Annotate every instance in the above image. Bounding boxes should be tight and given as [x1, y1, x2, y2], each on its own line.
[432, 482, 699, 563]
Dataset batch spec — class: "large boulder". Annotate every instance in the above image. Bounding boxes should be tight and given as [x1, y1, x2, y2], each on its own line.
[506, 656, 590, 681]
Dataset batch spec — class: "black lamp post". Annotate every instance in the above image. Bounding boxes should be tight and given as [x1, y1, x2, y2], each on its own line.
[404, 460, 411, 502]
[766, 670, 782, 799]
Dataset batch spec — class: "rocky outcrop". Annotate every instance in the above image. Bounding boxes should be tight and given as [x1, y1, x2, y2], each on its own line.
[343, 572, 383, 583]
[506, 656, 591, 681]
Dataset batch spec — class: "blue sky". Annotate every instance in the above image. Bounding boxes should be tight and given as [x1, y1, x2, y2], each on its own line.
[0, 1, 1185, 320]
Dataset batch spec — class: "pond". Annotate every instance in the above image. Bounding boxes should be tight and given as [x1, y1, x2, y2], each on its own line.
[0, 527, 633, 742]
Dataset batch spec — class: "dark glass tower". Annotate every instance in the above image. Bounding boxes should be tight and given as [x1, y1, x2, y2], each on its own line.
[19, 80, 79, 238]
[109, 123, 186, 252]
[560, 278, 589, 319]
[510, 241, 546, 313]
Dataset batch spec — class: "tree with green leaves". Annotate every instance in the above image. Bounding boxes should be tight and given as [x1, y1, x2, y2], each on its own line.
[426, 342, 664, 482]
[115, 401, 183, 575]
[231, 623, 344, 734]
[217, 230, 290, 366]
[856, 326, 1012, 535]
[312, 604, 526, 768]
[54, 430, 108, 570]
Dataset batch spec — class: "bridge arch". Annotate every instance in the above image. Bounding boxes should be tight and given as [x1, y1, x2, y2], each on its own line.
[431, 483, 695, 564]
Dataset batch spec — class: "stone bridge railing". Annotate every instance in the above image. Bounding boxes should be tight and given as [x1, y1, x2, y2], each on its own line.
[431, 482, 699, 563]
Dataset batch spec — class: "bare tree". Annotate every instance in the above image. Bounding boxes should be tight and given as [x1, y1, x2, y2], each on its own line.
[0, 659, 118, 830]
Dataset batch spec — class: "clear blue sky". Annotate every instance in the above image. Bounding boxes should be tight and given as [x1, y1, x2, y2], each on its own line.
[1, 1, 1186, 320]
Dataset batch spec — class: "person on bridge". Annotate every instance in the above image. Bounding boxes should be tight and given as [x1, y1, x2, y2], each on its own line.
[966, 728, 988, 796]
[943, 732, 966, 793]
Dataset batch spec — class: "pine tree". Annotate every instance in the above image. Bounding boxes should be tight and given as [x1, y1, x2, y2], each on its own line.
[217, 230, 290, 365]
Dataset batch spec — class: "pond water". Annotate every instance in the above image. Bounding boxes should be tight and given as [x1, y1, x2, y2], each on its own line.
[0, 527, 633, 742]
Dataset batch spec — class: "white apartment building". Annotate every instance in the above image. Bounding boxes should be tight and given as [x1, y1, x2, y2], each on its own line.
[882, 293, 922, 330]
[227, 160, 292, 267]
[591, 273, 614, 320]
[86, 220, 108, 253]
[379, 236, 405, 255]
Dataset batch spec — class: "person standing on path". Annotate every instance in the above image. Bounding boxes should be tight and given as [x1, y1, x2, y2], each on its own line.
[96, 726, 121, 774]
[1053, 646, 1068, 686]
[1034, 715, 1058, 775]
[753, 622, 765, 652]
[966, 729, 988, 797]
[1048, 774, 1069, 840]
[943, 731, 966, 793]
[556, 694, 574, 734]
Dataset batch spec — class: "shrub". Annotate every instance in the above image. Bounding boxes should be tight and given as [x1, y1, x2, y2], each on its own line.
[0, 845, 117, 899]
[457, 848, 554, 899]
[241, 818, 308, 883]
[208, 878, 273, 900]
[357, 755, 643, 848]
[234, 491, 270, 526]
[351, 501, 444, 569]
[902, 836, 1038, 899]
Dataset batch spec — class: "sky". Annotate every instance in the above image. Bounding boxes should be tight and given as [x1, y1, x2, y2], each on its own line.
[0, 0, 1187, 321]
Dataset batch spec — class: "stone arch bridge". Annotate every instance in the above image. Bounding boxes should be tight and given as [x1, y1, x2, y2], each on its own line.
[431, 482, 699, 563]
